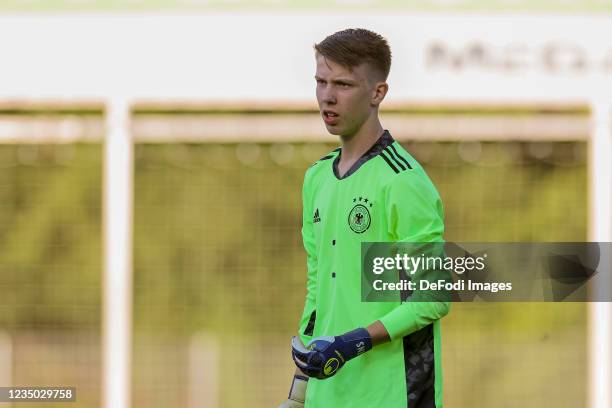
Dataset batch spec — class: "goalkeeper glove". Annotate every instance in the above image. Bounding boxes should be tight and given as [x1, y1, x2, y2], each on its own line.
[278, 374, 308, 408]
[291, 328, 372, 380]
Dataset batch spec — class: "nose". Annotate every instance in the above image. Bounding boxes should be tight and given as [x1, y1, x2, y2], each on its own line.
[321, 85, 336, 105]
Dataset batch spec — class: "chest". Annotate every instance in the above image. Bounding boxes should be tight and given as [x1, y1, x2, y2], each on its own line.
[310, 176, 387, 243]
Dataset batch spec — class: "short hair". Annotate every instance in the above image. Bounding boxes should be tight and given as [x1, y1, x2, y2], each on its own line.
[314, 28, 392, 81]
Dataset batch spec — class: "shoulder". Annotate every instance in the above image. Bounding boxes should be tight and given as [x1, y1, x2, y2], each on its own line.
[378, 142, 440, 198]
[376, 141, 414, 176]
[307, 147, 340, 170]
[303, 147, 340, 185]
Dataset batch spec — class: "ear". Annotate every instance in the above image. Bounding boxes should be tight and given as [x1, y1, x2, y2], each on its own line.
[371, 81, 389, 106]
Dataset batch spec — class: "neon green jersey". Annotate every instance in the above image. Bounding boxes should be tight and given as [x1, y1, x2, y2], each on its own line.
[298, 130, 449, 408]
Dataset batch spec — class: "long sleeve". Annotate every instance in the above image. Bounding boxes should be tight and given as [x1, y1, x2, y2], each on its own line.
[378, 173, 451, 341]
[298, 173, 318, 345]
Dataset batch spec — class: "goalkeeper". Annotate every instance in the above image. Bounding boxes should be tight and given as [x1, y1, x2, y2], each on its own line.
[278, 28, 449, 408]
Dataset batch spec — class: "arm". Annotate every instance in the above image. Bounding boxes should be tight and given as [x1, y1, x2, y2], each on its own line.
[366, 320, 391, 346]
[297, 173, 318, 345]
[378, 174, 450, 341]
[279, 174, 317, 406]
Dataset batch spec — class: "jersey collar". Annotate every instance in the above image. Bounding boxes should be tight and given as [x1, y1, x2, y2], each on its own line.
[332, 130, 395, 180]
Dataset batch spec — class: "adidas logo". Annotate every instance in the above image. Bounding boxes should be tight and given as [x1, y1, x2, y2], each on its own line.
[313, 208, 321, 223]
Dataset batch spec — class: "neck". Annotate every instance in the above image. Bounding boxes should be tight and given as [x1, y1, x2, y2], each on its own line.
[340, 115, 384, 161]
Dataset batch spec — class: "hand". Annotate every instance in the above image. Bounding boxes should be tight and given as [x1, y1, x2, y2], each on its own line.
[278, 374, 307, 408]
[291, 328, 372, 380]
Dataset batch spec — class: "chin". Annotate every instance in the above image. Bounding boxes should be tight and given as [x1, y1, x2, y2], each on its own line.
[327, 129, 343, 136]
[325, 125, 343, 136]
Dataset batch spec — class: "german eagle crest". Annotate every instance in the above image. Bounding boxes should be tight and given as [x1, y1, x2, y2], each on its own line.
[348, 196, 372, 233]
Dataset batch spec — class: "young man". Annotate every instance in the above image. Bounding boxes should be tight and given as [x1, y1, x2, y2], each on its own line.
[279, 29, 449, 408]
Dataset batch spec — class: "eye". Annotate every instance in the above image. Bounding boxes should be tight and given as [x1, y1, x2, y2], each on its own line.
[316, 79, 326, 85]
[339, 83, 351, 88]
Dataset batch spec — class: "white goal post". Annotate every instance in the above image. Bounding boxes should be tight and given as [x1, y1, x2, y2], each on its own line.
[589, 100, 612, 408]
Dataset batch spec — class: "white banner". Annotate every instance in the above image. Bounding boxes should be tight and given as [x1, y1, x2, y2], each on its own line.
[1, 13, 611, 102]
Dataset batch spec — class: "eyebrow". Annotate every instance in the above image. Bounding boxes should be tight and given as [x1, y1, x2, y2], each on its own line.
[314, 76, 356, 85]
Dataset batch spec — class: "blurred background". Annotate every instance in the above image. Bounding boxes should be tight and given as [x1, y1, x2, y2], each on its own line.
[0, 1, 611, 408]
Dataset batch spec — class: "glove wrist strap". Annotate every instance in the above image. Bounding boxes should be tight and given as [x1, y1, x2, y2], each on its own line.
[339, 327, 373, 360]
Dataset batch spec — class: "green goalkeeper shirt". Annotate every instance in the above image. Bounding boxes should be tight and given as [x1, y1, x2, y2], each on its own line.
[298, 130, 449, 408]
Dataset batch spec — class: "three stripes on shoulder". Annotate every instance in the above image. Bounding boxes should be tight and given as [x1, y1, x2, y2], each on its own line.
[379, 144, 412, 174]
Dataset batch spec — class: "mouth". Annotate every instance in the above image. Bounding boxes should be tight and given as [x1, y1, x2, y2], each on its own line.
[322, 110, 339, 125]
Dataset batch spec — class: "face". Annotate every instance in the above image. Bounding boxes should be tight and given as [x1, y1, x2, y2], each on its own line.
[315, 53, 386, 137]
